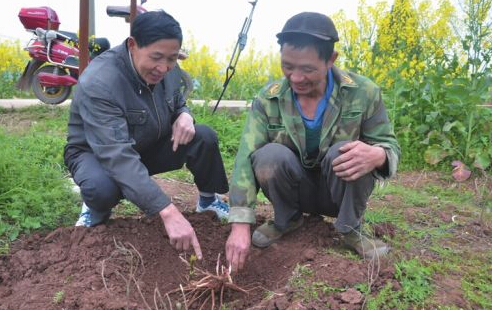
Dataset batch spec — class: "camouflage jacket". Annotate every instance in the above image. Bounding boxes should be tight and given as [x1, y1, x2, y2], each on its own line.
[228, 66, 400, 224]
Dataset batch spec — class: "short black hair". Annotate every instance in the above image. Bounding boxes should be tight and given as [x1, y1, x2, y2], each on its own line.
[278, 33, 334, 62]
[130, 10, 182, 47]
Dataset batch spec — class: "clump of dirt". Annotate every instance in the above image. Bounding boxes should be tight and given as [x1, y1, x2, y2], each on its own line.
[0, 178, 398, 310]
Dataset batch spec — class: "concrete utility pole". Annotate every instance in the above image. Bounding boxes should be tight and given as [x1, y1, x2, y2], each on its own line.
[89, 0, 95, 37]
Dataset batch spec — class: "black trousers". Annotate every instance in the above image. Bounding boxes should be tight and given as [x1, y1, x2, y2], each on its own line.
[251, 141, 375, 233]
[68, 124, 229, 212]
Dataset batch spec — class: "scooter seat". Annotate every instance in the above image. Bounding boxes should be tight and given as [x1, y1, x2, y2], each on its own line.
[58, 30, 78, 42]
[90, 38, 110, 56]
[56, 30, 110, 57]
[106, 5, 146, 18]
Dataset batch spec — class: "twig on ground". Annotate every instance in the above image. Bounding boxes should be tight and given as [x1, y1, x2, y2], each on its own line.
[344, 225, 381, 310]
[153, 286, 169, 310]
[101, 238, 156, 309]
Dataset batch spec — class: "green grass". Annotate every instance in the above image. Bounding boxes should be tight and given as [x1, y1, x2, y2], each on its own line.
[114, 199, 142, 217]
[1, 104, 492, 309]
[364, 259, 433, 310]
[0, 124, 79, 247]
[462, 258, 492, 309]
[0, 104, 245, 248]
[52, 290, 65, 304]
[364, 207, 402, 224]
[157, 103, 246, 182]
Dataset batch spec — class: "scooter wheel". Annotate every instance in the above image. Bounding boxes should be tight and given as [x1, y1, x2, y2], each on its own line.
[31, 65, 72, 105]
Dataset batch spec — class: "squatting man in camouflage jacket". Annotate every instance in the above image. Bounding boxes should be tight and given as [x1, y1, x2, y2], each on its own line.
[225, 12, 401, 272]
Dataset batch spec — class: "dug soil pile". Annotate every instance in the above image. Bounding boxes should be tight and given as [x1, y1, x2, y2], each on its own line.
[0, 179, 397, 310]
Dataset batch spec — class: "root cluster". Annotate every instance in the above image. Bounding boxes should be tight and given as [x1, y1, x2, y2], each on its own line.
[100, 239, 249, 310]
[168, 254, 249, 310]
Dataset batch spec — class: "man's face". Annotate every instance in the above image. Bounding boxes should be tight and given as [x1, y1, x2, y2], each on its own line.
[128, 37, 181, 85]
[280, 44, 332, 97]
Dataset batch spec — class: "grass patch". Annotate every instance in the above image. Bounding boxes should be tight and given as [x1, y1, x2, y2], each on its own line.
[366, 259, 433, 310]
[364, 207, 401, 224]
[0, 129, 79, 247]
[0, 104, 246, 246]
[114, 199, 142, 217]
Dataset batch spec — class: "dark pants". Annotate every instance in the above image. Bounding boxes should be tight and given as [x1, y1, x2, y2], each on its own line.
[251, 142, 375, 233]
[68, 124, 229, 212]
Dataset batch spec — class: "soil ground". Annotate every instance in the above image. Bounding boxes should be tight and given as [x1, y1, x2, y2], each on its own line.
[0, 172, 490, 310]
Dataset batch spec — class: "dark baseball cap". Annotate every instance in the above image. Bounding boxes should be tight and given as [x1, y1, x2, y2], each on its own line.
[276, 12, 339, 42]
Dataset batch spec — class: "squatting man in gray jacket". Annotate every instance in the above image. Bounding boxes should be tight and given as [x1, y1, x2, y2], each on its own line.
[64, 10, 229, 260]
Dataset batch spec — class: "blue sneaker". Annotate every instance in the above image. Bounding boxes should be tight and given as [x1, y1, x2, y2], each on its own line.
[195, 194, 229, 219]
[75, 202, 111, 227]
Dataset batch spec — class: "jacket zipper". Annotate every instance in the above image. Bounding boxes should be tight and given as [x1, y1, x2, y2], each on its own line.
[144, 85, 162, 140]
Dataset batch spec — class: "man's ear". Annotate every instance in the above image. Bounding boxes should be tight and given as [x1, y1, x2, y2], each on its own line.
[127, 36, 137, 50]
[328, 50, 338, 67]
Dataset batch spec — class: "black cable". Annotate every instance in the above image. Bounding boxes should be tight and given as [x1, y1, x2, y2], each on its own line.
[212, 0, 258, 114]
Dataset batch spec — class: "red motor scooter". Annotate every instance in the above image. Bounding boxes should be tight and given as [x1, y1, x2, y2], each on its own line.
[16, 6, 111, 104]
[16, 5, 193, 105]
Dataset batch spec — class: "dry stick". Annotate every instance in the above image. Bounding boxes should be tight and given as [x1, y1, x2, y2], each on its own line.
[166, 293, 174, 310]
[101, 238, 155, 309]
[362, 250, 380, 310]
[101, 259, 110, 293]
[186, 287, 209, 306]
[412, 171, 426, 188]
[131, 275, 153, 310]
[345, 225, 381, 310]
[154, 286, 169, 310]
[211, 289, 215, 310]
[179, 284, 189, 310]
[474, 175, 491, 236]
[220, 284, 225, 308]
[198, 293, 212, 310]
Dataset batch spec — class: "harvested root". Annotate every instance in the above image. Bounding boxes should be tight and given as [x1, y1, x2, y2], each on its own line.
[167, 254, 249, 310]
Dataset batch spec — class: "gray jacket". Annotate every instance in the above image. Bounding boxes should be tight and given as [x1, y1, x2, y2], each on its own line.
[64, 40, 190, 215]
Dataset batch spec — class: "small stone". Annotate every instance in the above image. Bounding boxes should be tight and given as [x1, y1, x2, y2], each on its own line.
[340, 288, 363, 304]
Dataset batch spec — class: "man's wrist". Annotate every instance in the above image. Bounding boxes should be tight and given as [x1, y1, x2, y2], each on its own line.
[159, 202, 176, 219]
[375, 146, 387, 168]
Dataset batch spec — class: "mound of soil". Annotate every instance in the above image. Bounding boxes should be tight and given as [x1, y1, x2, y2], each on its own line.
[0, 179, 397, 310]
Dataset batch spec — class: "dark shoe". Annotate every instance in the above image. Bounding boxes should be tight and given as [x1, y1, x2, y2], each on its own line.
[342, 229, 389, 259]
[252, 216, 304, 248]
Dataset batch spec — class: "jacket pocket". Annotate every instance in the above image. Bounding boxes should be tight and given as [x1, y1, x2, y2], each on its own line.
[267, 123, 287, 143]
[127, 109, 148, 125]
[126, 109, 148, 146]
[341, 110, 362, 119]
[335, 110, 363, 141]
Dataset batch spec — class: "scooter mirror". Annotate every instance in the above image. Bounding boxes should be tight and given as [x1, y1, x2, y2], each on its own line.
[45, 30, 57, 41]
[35, 27, 46, 39]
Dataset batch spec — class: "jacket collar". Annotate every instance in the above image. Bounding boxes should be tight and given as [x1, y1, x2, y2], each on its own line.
[113, 40, 151, 94]
[264, 66, 358, 100]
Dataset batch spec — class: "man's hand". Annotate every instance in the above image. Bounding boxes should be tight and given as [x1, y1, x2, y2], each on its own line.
[225, 223, 251, 272]
[159, 203, 203, 260]
[171, 113, 195, 151]
[332, 141, 386, 181]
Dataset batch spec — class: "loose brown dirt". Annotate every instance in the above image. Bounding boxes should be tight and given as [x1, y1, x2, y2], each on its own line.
[0, 173, 490, 310]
